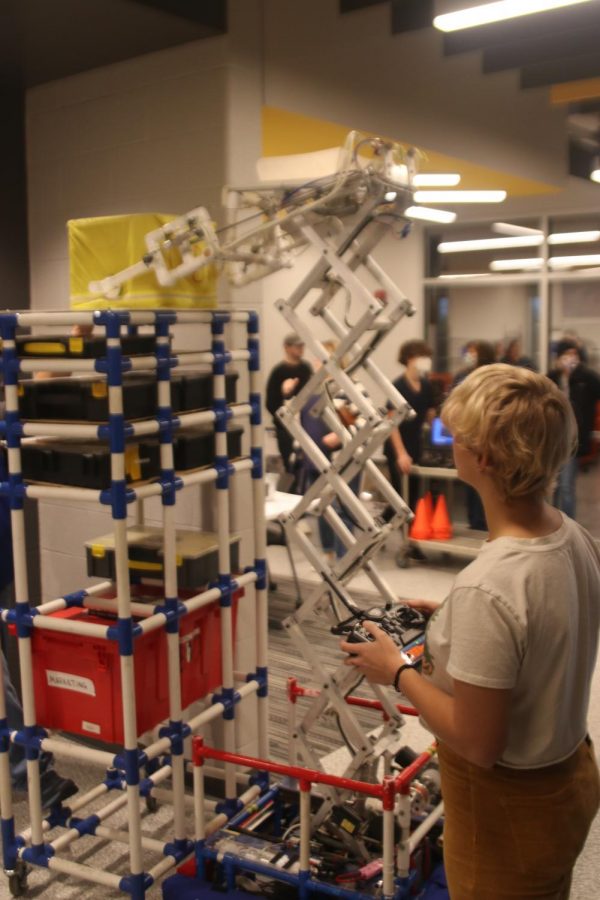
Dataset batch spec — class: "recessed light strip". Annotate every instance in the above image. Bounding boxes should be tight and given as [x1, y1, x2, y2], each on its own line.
[405, 206, 457, 224]
[433, 1, 595, 33]
[438, 231, 600, 253]
[438, 235, 542, 253]
[490, 254, 600, 271]
[492, 222, 543, 236]
[414, 190, 507, 203]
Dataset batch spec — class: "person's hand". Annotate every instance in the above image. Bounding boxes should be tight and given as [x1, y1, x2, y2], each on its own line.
[282, 377, 299, 397]
[396, 451, 413, 475]
[404, 597, 440, 619]
[340, 621, 403, 685]
[322, 431, 341, 450]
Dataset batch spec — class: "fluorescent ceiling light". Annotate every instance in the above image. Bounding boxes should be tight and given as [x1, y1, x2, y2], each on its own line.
[405, 206, 457, 224]
[389, 165, 461, 187]
[384, 191, 398, 201]
[438, 273, 489, 279]
[548, 230, 600, 244]
[490, 253, 600, 271]
[414, 190, 507, 203]
[438, 230, 600, 253]
[438, 235, 542, 253]
[490, 258, 543, 271]
[549, 254, 600, 268]
[591, 168, 600, 183]
[433, 1, 594, 33]
[492, 222, 543, 236]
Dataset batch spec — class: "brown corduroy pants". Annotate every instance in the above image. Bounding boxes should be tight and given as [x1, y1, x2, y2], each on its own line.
[438, 738, 600, 900]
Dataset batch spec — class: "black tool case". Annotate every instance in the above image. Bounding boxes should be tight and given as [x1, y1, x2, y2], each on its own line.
[85, 526, 241, 588]
[15, 332, 158, 359]
[18, 371, 238, 422]
[20, 426, 244, 490]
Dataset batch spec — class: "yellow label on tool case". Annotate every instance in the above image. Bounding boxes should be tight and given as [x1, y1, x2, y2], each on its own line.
[68, 337, 84, 354]
[124, 446, 142, 482]
[91, 382, 108, 399]
[127, 560, 162, 571]
[90, 544, 106, 558]
[17, 385, 24, 396]
[22, 341, 66, 355]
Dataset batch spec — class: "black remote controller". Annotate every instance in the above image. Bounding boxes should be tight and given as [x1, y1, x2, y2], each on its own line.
[338, 604, 426, 649]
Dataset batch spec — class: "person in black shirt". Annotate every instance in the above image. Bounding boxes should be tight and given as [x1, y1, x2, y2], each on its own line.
[384, 339, 436, 512]
[548, 338, 600, 519]
[266, 333, 313, 475]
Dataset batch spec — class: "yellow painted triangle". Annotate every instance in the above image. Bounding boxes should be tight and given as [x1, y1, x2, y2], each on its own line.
[262, 106, 559, 198]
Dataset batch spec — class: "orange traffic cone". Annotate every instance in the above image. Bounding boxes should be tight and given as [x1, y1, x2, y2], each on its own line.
[431, 494, 452, 540]
[423, 491, 434, 524]
[409, 498, 433, 540]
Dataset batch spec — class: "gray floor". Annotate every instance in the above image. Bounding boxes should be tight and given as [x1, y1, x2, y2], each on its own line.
[2, 468, 600, 898]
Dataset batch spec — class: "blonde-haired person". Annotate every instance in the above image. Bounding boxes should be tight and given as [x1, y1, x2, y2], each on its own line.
[342, 364, 600, 900]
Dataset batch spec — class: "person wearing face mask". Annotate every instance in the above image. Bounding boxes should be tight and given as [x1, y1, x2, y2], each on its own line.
[548, 339, 600, 519]
[384, 340, 436, 519]
[452, 339, 496, 388]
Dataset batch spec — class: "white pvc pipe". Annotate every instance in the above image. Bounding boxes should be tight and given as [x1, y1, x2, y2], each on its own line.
[40, 738, 116, 768]
[47, 856, 122, 889]
[18, 358, 97, 374]
[148, 856, 178, 881]
[299, 787, 311, 873]
[382, 805, 395, 898]
[194, 764, 206, 843]
[20, 782, 110, 843]
[25, 484, 100, 503]
[407, 801, 445, 854]
[32, 615, 109, 639]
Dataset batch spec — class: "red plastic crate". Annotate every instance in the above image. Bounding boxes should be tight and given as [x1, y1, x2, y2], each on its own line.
[31, 588, 242, 744]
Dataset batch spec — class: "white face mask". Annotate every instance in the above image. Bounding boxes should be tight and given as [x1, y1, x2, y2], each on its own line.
[559, 353, 578, 373]
[414, 356, 432, 376]
[463, 350, 477, 368]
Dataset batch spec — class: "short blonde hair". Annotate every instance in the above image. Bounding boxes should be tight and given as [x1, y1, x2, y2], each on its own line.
[441, 364, 576, 500]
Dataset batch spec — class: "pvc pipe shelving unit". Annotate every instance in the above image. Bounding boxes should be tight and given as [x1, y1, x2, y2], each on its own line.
[0, 307, 268, 899]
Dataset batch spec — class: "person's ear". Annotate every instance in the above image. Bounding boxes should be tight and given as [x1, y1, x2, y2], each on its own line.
[477, 453, 494, 473]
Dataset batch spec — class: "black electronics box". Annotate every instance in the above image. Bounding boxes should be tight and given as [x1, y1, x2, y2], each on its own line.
[18, 372, 238, 422]
[15, 333, 157, 359]
[85, 527, 240, 589]
[20, 426, 244, 490]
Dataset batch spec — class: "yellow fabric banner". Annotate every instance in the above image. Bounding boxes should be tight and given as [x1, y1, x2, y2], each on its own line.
[69, 213, 218, 310]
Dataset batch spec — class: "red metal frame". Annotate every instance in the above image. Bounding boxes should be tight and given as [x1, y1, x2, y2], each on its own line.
[287, 676, 419, 718]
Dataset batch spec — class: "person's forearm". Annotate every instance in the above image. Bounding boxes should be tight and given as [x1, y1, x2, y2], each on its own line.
[397, 670, 490, 766]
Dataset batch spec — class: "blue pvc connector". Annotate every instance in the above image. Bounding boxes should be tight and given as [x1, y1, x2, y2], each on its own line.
[4, 410, 22, 447]
[251, 665, 268, 699]
[122, 748, 141, 787]
[163, 837, 193, 864]
[13, 602, 35, 639]
[218, 574, 232, 608]
[104, 767, 125, 792]
[211, 312, 231, 334]
[254, 558, 267, 592]
[22, 842, 55, 867]
[100, 484, 137, 510]
[213, 397, 232, 432]
[249, 392, 262, 426]
[1, 819, 24, 871]
[0, 345, 19, 386]
[106, 618, 139, 655]
[63, 589, 87, 608]
[0, 313, 18, 340]
[119, 871, 153, 899]
[98, 422, 134, 442]
[248, 336, 260, 372]
[167, 720, 185, 757]
[215, 796, 243, 818]
[211, 686, 240, 721]
[214, 454, 230, 489]
[20, 724, 48, 761]
[69, 814, 100, 838]
[251, 447, 263, 480]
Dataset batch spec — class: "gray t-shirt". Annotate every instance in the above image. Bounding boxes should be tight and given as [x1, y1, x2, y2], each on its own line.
[424, 513, 600, 768]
